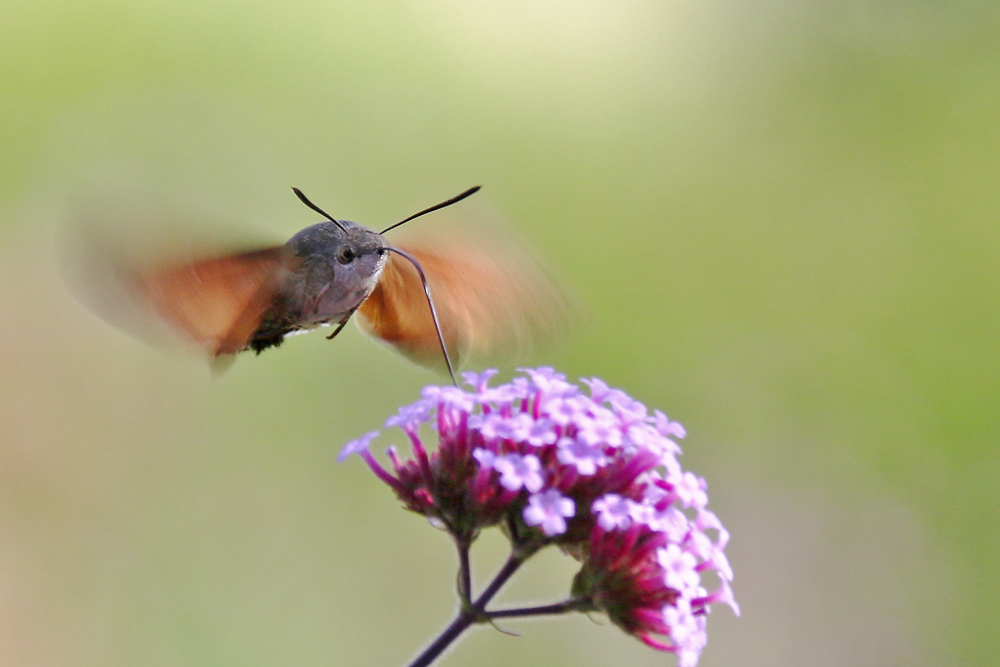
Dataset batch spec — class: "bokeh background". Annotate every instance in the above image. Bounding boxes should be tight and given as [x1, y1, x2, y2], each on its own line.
[2, 1, 998, 665]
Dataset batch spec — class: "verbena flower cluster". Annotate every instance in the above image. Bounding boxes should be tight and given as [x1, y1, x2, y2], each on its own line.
[340, 368, 738, 666]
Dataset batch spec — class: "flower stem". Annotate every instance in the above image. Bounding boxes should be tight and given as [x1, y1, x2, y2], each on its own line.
[486, 598, 591, 619]
[405, 609, 476, 667]
[472, 546, 534, 610]
[406, 545, 539, 667]
[453, 536, 472, 604]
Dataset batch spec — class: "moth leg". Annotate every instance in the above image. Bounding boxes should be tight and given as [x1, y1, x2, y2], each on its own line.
[326, 317, 352, 340]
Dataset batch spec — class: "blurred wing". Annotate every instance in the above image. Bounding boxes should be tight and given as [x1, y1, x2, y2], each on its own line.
[356, 236, 568, 367]
[132, 247, 294, 356]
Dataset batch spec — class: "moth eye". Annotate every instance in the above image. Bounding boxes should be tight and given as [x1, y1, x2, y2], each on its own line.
[337, 246, 356, 264]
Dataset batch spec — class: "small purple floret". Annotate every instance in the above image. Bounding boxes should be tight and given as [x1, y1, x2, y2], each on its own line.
[494, 453, 544, 493]
[523, 488, 576, 536]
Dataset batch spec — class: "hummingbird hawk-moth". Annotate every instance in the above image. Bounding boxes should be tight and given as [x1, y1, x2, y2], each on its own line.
[72, 186, 565, 380]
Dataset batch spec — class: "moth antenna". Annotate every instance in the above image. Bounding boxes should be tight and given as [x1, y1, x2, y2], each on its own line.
[380, 186, 481, 235]
[385, 247, 458, 386]
[291, 187, 349, 233]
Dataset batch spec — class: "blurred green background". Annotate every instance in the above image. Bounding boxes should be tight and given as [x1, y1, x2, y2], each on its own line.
[2, 1, 998, 665]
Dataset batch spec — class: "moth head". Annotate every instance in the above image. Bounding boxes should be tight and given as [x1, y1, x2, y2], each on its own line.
[285, 219, 389, 313]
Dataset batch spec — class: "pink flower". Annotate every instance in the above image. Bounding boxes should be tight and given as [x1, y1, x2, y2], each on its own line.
[523, 489, 576, 536]
[340, 368, 737, 665]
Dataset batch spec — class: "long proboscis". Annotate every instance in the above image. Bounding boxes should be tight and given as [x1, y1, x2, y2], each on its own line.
[385, 246, 458, 386]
